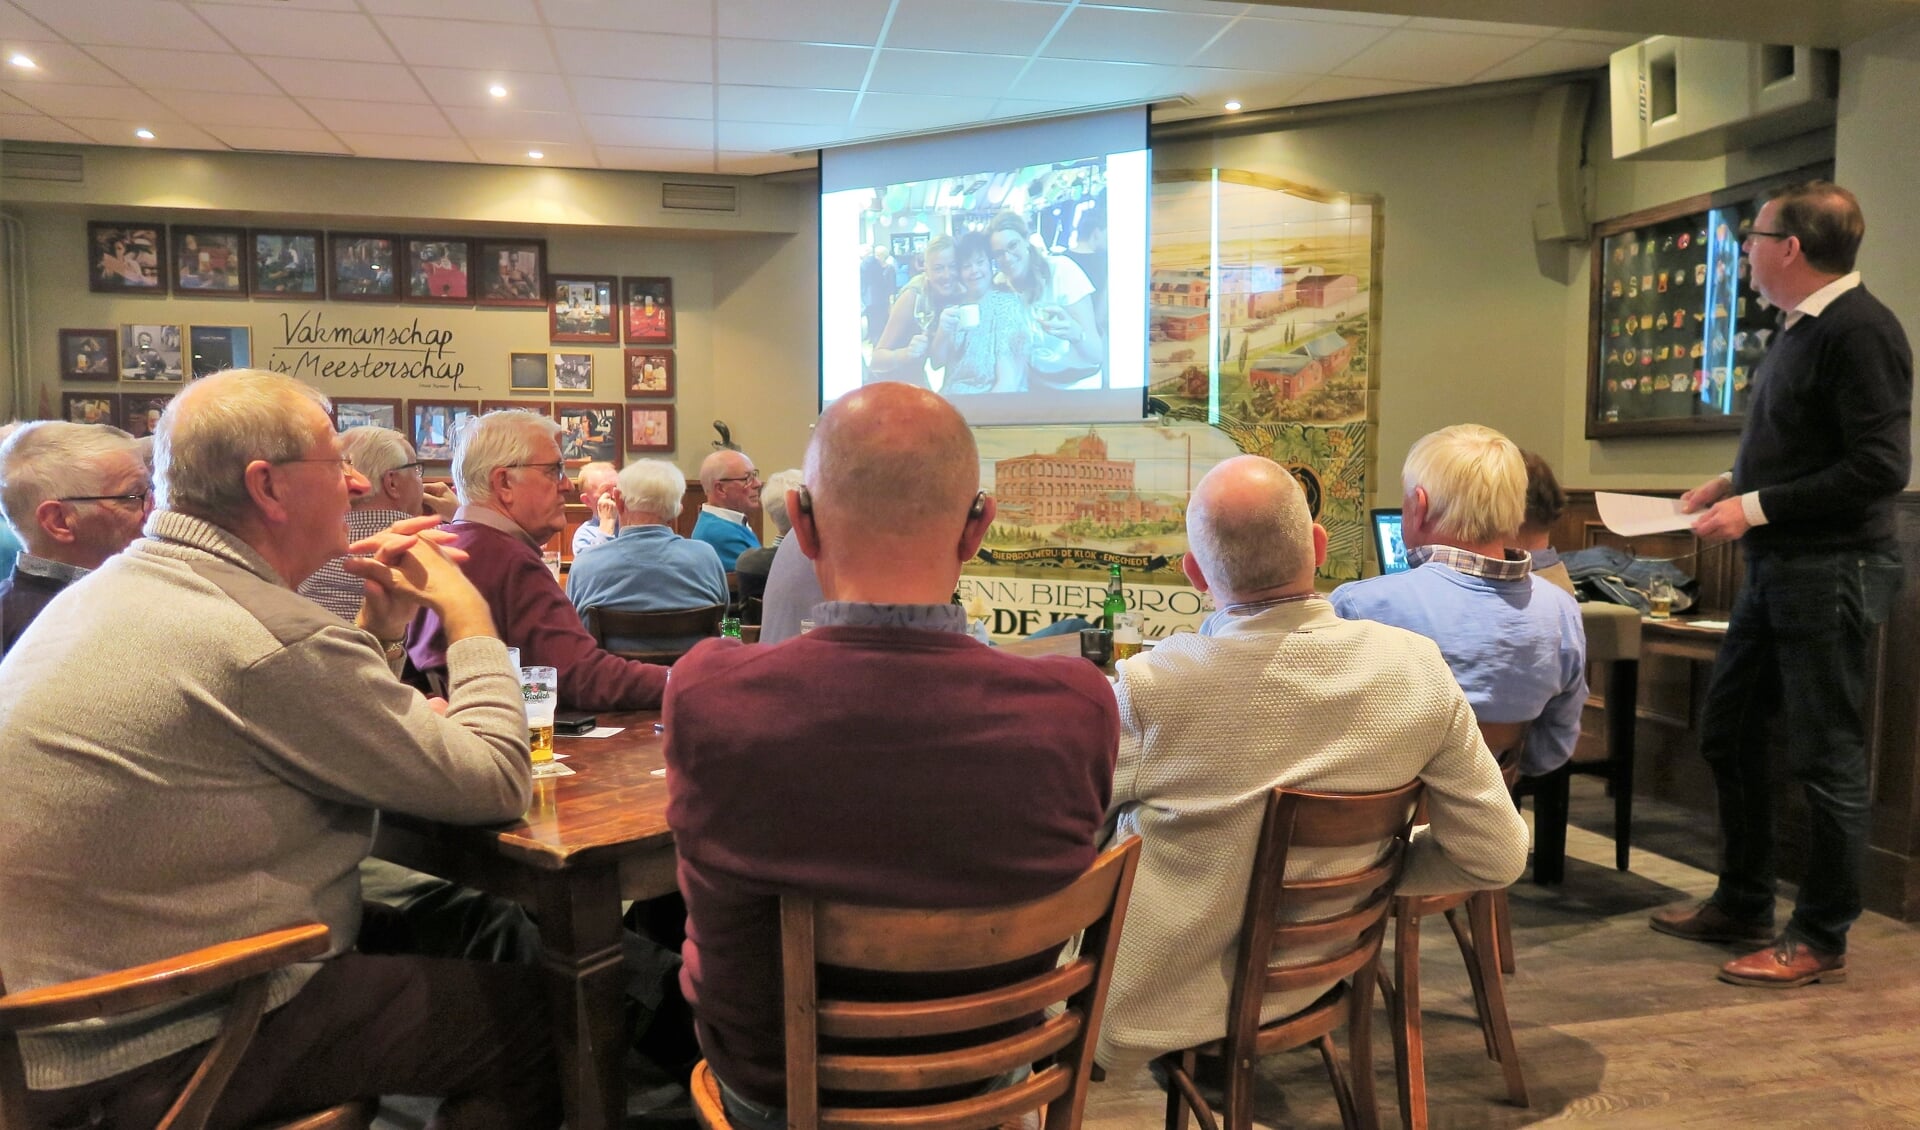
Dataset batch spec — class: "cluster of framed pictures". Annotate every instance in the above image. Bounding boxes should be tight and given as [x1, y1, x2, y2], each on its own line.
[328, 397, 674, 467]
[60, 325, 252, 383]
[499, 348, 675, 397]
[547, 275, 674, 344]
[60, 391, 176, 437]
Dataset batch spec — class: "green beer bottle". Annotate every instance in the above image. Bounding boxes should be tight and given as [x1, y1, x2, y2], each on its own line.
[721, 615, 742, 639]
[1103, 563, 1125, 631]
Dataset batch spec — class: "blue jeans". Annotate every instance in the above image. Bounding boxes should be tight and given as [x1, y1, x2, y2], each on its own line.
[1701, 550, 1902, 953]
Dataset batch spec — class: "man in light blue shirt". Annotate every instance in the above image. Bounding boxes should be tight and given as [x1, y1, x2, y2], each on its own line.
[691, 449, 760, 571]
[569, 459, 729, 653]
[570, 461, 620, 556]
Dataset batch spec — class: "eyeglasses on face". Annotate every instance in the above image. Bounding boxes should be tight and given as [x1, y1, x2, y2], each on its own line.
[60, 488, 150, 507]
[389, 461, 426, 476]
[714, 472, 760, 486]
[506, 461, 568, 482]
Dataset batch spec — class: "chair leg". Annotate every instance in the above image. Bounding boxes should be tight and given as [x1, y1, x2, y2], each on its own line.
[1388, 905, 1426, 1130]
[1465, 893, 1529, 1108]
[1442, 906, 1498, 1061]
[1319, 1034, 1361, 1130]
[1349, 955, 1383, 1130]
[1495, 889, 1516, 978]
[1529, 766, 1570, 886]
[1162, 1050, 1217, 1130]
[1609, 659, 1639, 872]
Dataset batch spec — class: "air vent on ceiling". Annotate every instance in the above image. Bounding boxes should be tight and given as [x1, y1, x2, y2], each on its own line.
[662, 182, 737, 213]
[2, 150, 83, 183]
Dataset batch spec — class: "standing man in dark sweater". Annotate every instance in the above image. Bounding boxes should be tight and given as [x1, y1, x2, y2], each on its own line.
[665, 383, 1118, 1130]
[1651, 181, 1912, 987]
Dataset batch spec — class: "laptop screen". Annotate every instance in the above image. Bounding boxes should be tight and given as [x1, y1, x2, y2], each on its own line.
[1370, 509, 1409, 574]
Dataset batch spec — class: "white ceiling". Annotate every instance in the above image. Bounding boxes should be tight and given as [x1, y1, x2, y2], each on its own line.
[0, 0, 1647, 176]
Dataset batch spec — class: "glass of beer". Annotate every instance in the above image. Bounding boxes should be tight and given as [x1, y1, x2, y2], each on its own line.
[1647, 578, 1675, 620]
[521, 665, 557, 763]
[1112, 613, 1144, 661]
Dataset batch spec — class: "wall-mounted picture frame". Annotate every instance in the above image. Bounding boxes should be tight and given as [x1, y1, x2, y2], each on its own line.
[476, 239, 546, 307]
[171, 227, 246, 296]
[480, 400, 553, 417]
[550, 275, 618, 343]
[404, 237, 473, 304]
[621, 276, 673, 344]
[624, 349, 673, 397]
[187, 325, 252, 380]
[628, 405, 675, 453]
[121, 393, 173, 439]
[59, 329, 117, 381]
[329, 233, 399, 301]
[88, 221, 165, 293]
[331, 397, 403, 432]
[121, 324, 184, 382]
[63, 392, 119, 427]
[554, 401, 621, 466]
[554, 352, 594, 393]
[251, 229, 324, 299]
[409, 399, 478, 462]
[509, 351, 550, 392]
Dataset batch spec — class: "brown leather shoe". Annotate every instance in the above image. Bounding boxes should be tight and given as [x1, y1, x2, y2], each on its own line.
[1718, 937, 1846, 988]
[1649, 899, 1774, 945]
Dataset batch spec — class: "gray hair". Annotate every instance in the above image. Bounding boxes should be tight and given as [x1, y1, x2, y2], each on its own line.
[1185, 456, 1314, 601]
[339, 425, 414, 485]
[453, 409, 563, 507]
[1401, 424, 1525, 544]
[157, 369, 330, 521]
[0, 421, 145, 539]
[617, 458, 687, 522]
[760, 468, 805, 536]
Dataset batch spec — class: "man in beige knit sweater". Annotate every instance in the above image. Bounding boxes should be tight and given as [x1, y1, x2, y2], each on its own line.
[1095, 455, 1529, 1072]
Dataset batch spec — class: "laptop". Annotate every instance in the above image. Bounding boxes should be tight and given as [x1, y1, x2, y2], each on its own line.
[1370, 508, 1409, 575]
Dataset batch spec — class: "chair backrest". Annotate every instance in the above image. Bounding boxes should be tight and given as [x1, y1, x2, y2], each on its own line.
[583, 603, 726, 665]
[780, 837, 1142, 1130]
[1222, 782, 1424, 1058]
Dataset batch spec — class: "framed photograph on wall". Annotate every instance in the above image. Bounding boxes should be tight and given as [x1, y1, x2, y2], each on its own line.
[331, 398, 403, 432]
[475, 239, 546, 307]
[509, 351, 550, 392]
[404, 237, 473, 303]
[187, 325, 252, 380]
[628, 405, 674, 453]
[120, 324, 184, 382]
[554, 352, 593, 393]
[624, 349, 673, 397]
[121, 393, 173, 439]
[88, 221, 165, 293]
[621, 277, 673, 344]
[549, 275, 618, 343]
[171, 227, 246, 295]
[251, 229, 323, 298]
[329, 233, 399, 301]
[409, 399, 478, 463]
[59, 329, 117, 381]
[554, 402, 621, 466]
[62, 392, 119, 427]
[480, 400, 553, 417]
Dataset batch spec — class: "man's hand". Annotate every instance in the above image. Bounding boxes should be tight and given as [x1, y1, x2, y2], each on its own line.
[1679, 475, 1733, 514]
[596, 490, 620, 534]
[421, 481, 459, 520]
[1691, 496, 1752, 543]
[347, 515, 496, 644]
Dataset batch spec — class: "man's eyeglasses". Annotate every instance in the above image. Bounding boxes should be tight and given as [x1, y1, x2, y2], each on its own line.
[390, 461, 426, 476]
[61, 489, 150, 507]
[714, 473, 760, 485]
[507, 461, 568, 482]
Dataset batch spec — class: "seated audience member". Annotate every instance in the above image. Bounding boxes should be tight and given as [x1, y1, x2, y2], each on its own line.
[571, 459, 620, 556]
[754, 532, 823, 645]
[1095, 456, 1528, 1071]
[0, 421, 149, 654]
[568, 458, 729, 651]
[732, 468, 802, 603]
[298, 425, 428, 619]
[666, 383, 1119, 1129]
[691, 448, 761, 570]
[0, 369, 559, 1128]
[1518, 449, 1576, 597]
[405, 410, 667, 710]
[1331, 425, 1587, 778]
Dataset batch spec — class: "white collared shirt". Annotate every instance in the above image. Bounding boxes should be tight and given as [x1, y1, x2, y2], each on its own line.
[700, 503, 748, 526]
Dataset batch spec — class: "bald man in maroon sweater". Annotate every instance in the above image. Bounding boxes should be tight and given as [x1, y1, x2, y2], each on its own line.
[664, 384, 1118, 1130]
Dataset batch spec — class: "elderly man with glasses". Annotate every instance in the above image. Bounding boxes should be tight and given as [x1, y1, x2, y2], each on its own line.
[691, 449, 761, 571]
[0, 420, 150, 655]
[404, 409, 667, 711]
[299, 425, 429, 620]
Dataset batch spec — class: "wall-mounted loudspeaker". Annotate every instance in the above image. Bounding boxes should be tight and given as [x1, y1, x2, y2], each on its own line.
[1531, 83, 1592, 244]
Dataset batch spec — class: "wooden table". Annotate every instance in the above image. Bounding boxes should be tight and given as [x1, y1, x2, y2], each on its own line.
[1640, 615, 1728, 663]
[373, 711, 672, 1130]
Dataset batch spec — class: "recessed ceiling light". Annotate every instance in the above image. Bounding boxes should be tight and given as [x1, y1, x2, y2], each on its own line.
[8, 53, 35, 69]
[488, 83, 508, 98]
[1224, 100, 1242, 112]
[527, 149, 543, 159]
[135, 128, 155, 140]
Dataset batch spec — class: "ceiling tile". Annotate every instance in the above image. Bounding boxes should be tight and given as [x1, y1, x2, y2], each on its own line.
[717, 39, 871, 89]
[582, 113, 713, 148]
[12, 0, 227, 50]
[190, 0, 360, 9]
[1472, 36, 1615, 82]
[1083, 0, 1245, 11]
[1045, 6, 1233, 65]
[853, 92, 999, 130]
[1190, 16, 1389, 72]
[206, 124, 348, 152]
[1237, 5, 1405, 27]
[154, 89, 321, 128]
[715, 119, 843, 152]
[596, 144, 715, 172]
[466, 137, 594, 165]
[883, 0, 1064, 55]
[66, 116, 224, 147]
[0, 112, 89, 142]
[716, 84, 853, 126]
[337, 132, 477, 161]
[1286, 74, 1436, 105]
[1402, 15, 1561, 37]
[0, 89, 33, 112]
[3, 82, 178, 118]
[867, 49, 1026, 97]
[193, 6, 398, 62]
[414, 67, 574, 111]
[362, 0, 540, 21]
[551, 28, 714, 82]
[570, 77, 711, 120]
[260, 58, 430, 101]
[716, 149, 814, 175]
[1008, 56, 1170, 103]
[83, 46, 277, 94]
[716, 0, 890, 45]
[1333, 27, 1538, 84]
[376, 15, 560, 71]
[445, 104, 585, 141]
[539, 0, 713, 34]
[302, 97, 454, 135]
[0, 40, 129, 85]
[0, 5, 58, 40]
[1554, 27, 1643, 45]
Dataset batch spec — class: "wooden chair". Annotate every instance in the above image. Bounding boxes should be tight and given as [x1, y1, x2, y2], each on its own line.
[691, 837, 1143, 1130]
[0, 923, 374, 1130]
[584, 603, 726, 665]
[1159, 780, 1425, 1130]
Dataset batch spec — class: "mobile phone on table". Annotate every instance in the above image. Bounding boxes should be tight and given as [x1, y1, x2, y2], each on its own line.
[554, 711, 597, 736]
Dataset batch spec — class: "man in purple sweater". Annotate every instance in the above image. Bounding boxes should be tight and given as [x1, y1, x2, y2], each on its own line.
[664, 384, 1119, 1130]
[405, 410, 667, 710]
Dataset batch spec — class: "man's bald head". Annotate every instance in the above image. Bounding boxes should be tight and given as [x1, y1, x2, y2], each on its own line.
[1185, 455, 1318, 605]
[805, 383, 979, 540]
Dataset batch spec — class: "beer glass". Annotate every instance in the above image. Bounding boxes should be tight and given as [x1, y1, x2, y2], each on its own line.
[521, 665, 558, 763]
